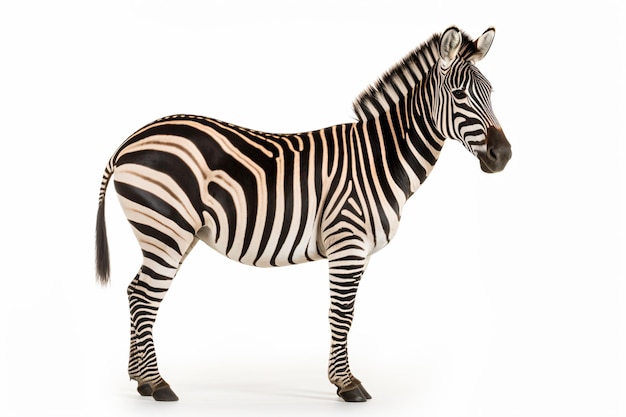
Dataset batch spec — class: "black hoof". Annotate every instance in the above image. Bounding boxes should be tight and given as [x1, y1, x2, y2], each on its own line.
[357, 384, 372, 400]
[137, 384, 153, 397]
[336, 384, 371, 402]
[152, 386, 179, 401]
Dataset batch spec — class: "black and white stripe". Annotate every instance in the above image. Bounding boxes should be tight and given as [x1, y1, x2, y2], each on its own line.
[95, 26, 511, 402]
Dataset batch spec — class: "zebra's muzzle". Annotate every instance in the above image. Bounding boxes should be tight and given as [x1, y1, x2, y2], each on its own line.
[478, 126, 512, 173]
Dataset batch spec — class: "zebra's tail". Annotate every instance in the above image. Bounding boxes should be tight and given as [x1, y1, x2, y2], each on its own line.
[95, 159, 114, 286]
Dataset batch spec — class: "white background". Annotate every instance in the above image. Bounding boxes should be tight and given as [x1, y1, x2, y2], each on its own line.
[1, 1, 624, 416]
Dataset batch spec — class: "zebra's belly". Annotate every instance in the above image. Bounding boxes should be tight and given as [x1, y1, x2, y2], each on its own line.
[196, 224, 326, 268]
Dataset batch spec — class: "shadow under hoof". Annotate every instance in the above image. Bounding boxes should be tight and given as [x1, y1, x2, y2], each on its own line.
[336, 383, 372, 402]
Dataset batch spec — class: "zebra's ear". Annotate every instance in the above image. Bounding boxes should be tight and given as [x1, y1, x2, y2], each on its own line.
[439, 26, 462, 66]
[469, 27, 496, 63]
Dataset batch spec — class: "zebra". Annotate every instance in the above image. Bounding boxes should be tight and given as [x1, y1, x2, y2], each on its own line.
[95, 26, 511, 402]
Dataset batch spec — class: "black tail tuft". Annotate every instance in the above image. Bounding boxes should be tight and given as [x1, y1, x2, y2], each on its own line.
[95, 198, 110, 286]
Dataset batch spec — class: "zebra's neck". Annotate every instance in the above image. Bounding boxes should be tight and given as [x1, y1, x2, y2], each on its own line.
[349, 88, 445, 216]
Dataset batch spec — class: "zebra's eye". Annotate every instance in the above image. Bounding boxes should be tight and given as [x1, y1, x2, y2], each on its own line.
[452, 89, 468, 99]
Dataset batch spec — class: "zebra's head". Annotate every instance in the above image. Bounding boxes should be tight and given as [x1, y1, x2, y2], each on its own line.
[432, 27, 512, 173]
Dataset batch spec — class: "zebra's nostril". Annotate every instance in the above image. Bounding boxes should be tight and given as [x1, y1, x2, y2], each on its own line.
[485, 126, 512, 167]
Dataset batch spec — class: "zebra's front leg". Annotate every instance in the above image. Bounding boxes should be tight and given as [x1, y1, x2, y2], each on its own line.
[327, 254, 372, 402]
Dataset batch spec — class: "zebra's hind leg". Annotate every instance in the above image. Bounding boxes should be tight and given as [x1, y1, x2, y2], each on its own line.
[127, 267, 178, 401]
[327, 252, 372, 402]
[127, 237, 199, 401]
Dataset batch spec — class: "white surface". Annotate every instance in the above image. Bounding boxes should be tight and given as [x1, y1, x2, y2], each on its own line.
[1, 1, 624, 416]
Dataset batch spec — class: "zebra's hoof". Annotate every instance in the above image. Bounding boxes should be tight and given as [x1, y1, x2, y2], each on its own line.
[137, 383, 153, 396]
[152, 385, 179, 401]
[357, 384, 372, 400]
[336, 383, 371, 402]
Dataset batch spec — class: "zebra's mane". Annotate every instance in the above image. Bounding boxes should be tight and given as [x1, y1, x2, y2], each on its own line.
[352, 30, 478, 121]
